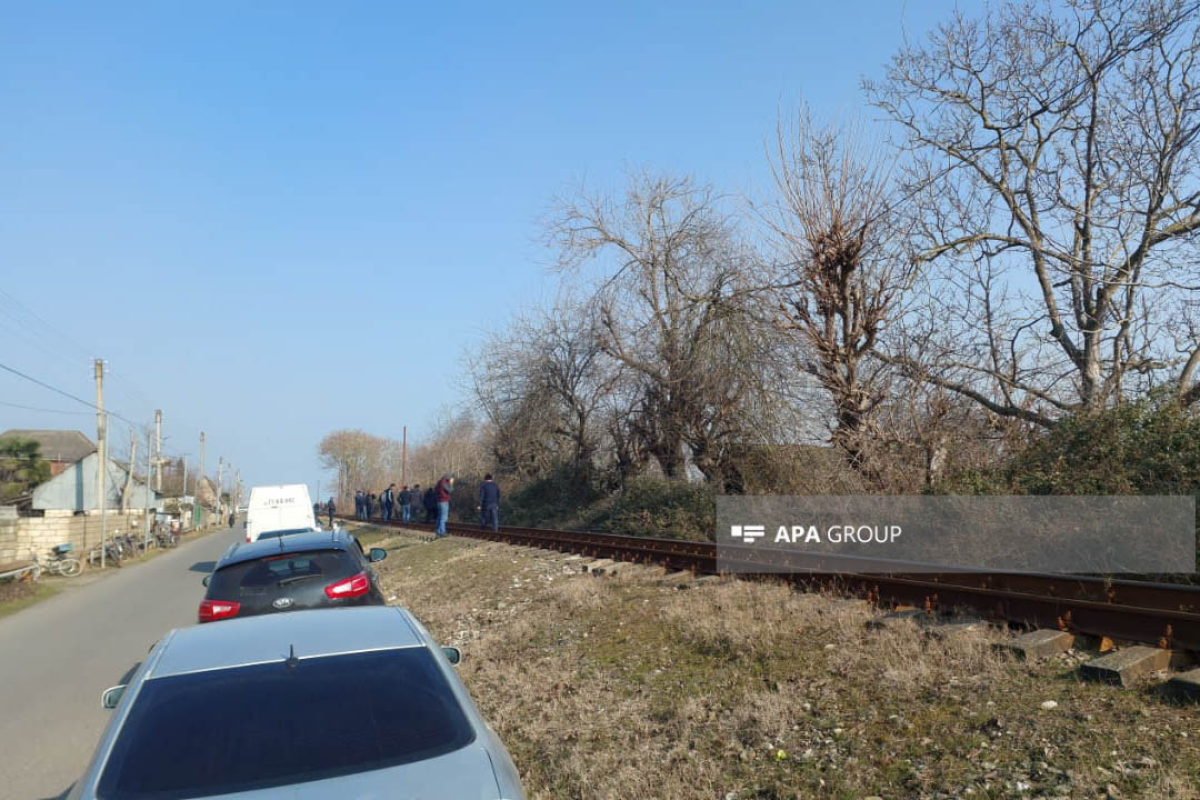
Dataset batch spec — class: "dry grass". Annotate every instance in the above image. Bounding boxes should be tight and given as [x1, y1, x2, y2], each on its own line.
[353, 524, 1200, 799]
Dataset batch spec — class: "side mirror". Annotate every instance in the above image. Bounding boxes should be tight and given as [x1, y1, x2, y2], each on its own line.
[368, 548, 387, 563]
[201, 575, 211, 587]
[441, 646, 461, 665]
[101, 685, 127, 709]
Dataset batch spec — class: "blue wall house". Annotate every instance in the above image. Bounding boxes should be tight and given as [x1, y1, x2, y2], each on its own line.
[32, 451, 164, 512]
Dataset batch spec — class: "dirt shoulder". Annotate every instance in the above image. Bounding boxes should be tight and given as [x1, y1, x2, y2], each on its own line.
[355, 524, 1200, 799]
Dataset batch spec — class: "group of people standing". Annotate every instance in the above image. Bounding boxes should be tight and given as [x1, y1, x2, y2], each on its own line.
[350, 473, 502, 536]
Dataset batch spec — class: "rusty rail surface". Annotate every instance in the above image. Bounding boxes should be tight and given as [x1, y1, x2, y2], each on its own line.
[340, 515, 1200, 651]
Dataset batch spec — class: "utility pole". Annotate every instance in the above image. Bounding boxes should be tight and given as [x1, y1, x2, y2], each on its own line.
[154, 410, 163, 491]
[235, 469, 241, 509]
[120, 428, 136, 513]
[144, 425, 153, 551]
[94, 359, 107, 568]
[217, 456, 224, 522]
[401, 426, 407, 488]
[198, 431, 205, 529]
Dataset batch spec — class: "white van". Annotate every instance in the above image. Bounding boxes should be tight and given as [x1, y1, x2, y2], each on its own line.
[244, 484, 318, 543]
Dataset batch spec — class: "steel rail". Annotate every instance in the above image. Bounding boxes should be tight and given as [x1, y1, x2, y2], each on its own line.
[340, 515, 1200, 650]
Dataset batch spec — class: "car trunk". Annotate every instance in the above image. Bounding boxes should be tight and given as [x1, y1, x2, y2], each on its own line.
[205, 549, 361, 617]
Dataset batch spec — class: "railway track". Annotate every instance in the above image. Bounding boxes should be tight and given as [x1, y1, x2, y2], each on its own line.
[341, 515, 1200, 653]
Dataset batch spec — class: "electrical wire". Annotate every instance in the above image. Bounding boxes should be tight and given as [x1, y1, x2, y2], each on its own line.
[0, 360, 142, 428]
[0, 400, 91, 415]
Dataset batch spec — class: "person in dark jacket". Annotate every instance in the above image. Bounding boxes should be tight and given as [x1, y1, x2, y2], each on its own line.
[422, 486, 436, 523]
[478, 474, 500, 532]
[382, 483, 395, 522]
[327, 497, 336, 527]
[434, 473, 454, 537]
[398, 485, 410, 523]
[353, 491, 362, 520]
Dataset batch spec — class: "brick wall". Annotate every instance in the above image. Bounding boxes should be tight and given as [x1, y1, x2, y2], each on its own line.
[0, 508, 152, 565]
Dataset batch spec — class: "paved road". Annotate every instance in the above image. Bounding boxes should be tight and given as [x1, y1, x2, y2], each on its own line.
[0, 526, 243, 800]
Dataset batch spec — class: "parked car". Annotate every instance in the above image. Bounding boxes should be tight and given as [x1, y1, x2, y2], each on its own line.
[72, 607, 527, 799]
[199, 529, 387, 622]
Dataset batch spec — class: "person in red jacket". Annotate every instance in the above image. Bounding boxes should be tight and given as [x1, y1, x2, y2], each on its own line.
[434, 473, 454, 537]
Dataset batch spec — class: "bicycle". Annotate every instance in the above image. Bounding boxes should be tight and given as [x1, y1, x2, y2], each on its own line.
[87, 537, 123, 568]
[35, 544, 82, 578]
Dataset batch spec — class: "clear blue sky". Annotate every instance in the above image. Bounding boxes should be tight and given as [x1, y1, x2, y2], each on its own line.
[0, 0, 981, 496]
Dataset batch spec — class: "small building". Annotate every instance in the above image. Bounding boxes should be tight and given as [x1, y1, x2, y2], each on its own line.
[31, 451, 164, 513]
[0, 429, 96, 476]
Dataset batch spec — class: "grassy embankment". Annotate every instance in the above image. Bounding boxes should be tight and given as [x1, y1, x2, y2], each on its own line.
[352, 522, 1200, 800]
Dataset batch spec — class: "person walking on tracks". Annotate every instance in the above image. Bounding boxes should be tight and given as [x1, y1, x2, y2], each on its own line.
[478, 474, 500, 532]
[327, 497, 336, 528]
[422, 485, 435, 523]
[434, 473, 454, 537]
[382, 483, 396, 522]
[399, 485, 411, 523]
[411, 484, 423, 523]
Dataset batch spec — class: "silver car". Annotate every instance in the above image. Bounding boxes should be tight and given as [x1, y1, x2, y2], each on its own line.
[70, 607, 526, 799]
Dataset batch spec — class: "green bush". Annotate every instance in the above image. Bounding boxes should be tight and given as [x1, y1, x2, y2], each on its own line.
[937, 395, 1200, 497]
[499, 465, 605, 529]
[584, 477, 716, 541]
[1009, 397, 1200, 495]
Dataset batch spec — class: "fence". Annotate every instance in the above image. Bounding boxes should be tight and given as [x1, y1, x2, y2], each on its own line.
[0, 508, 153, 564]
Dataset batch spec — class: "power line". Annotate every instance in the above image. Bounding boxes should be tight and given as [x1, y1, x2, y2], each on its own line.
[0, 360, 142, 428]
[0, 400, 91, 416]
[0, 288, 94, 365]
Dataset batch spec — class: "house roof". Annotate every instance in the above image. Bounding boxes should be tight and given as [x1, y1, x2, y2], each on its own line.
[0, 429, 96, 464]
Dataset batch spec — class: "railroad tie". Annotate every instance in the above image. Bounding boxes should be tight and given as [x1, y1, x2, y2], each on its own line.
[996, 629, 1075, 661]
[1079, 647, 1193, 688]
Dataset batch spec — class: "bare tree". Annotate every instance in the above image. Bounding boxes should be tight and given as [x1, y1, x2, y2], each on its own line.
[469, 301, 618, 480]
[408, 408, 488, 482]
[548, 171, 762, 488]
[866, 0, 1200, 423]
[758, 109, 914, 476]
[318, 429, 392, 505]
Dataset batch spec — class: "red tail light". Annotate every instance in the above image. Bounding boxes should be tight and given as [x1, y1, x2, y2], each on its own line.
[324, 571, 370, 599]
[199, 599, 241, 622]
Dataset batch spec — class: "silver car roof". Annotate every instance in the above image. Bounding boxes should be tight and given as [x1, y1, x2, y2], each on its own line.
[150, 607, 424, 678]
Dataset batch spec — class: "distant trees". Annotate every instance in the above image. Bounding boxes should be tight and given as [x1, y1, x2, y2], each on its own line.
[317, 429, 404, 505]
[0, 436, 51, 503]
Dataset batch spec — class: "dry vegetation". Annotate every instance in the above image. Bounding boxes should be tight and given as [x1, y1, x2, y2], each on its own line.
[351, 524, 1200, 799]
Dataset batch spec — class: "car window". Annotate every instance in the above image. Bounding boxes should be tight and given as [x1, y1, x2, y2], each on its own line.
[207, 550, 357, 598]
[97, 648, 475, 799]
[256, 527, 315, 539]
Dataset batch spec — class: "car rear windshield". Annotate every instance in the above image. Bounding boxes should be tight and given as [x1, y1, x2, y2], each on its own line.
[207, 549, 356, 598]
[96, 648, 475, 798]
[256, 527, 315, 539]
